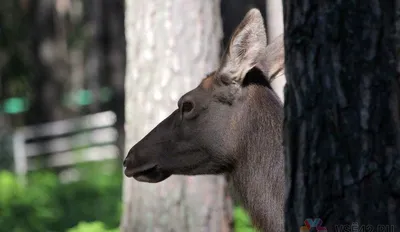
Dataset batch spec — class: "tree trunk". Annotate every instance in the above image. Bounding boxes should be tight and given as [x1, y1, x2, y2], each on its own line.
[265, 0, 283, 42]
[85, 0, 104, 113]
[29, 0, 73, 124]
[265, 0, 285, 102]
[103, 0, 126, 160]
[121, 1, 232, 232]
[283, 1, 400, 231]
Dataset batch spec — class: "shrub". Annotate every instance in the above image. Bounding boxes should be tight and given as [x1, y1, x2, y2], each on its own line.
[0, 162, 257, 232]
[0, 161, 122, 232]
[54, 161, 122, 230]
[0, 170, 61, 232]
[67, 221, 119, 232]
[234, 206, 258, 232]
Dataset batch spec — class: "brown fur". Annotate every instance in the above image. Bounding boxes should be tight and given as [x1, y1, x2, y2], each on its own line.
[200, 73, 216, 90]
[123, 8, 285, 232]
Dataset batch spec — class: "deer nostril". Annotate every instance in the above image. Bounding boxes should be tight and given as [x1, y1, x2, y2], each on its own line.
[123, 158, 128, 167]
[182, 101, 194, 113]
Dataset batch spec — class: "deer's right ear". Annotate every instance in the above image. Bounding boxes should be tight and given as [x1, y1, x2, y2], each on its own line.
[217, 8, 268, 84]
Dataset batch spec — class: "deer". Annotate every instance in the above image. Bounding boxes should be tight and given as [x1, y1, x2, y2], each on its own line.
[123, 8, 285, 232]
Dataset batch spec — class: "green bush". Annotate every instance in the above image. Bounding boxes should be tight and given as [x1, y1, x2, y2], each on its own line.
[0, 162, 257, 232]
[0, 161, 122, 232]
[0, 170, 61, 232]
[234, 206, 258, 232]
[67, 221, 119, 232]
[54, 162, 122, 230]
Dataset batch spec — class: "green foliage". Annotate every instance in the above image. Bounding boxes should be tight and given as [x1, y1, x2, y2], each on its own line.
[0, 170, 61, 232]
[0, 163, 257, 232]
[67, 221, 119, 232]
[55, 162, 123, 230]
[0, 161, 122, 232]
[234, 206, 258, 232]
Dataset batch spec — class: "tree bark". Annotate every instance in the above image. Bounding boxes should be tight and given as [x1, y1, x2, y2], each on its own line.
[121, 1, 232, 232]
[283, 1, 400, 231]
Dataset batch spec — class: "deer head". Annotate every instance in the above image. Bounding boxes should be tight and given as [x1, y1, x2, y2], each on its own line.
[123, 8, 284, 184]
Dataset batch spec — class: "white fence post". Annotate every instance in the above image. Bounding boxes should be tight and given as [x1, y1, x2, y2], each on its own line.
[12, 129, 27, 185]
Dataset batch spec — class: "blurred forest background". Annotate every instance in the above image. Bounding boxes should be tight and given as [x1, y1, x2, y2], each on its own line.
[0, 0, 272, 231]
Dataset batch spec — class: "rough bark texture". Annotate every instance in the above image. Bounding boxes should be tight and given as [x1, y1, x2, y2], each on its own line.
[121, 1, 232, 231]
[283, 1, 400, 231]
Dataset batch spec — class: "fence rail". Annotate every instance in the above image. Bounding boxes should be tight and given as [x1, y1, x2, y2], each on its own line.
[12, 111, 119, 181]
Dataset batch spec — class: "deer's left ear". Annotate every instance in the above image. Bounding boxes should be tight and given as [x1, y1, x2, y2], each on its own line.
[218, 8, 268, 84]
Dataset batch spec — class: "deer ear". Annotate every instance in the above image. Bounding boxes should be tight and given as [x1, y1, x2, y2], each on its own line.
[218, 8, 268, 84]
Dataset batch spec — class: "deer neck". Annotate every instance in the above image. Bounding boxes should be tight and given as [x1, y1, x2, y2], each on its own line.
[230, 87, 284, 232]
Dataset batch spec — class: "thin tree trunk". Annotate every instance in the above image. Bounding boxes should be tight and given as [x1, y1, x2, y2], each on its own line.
[265, 0, 283, 42]
[265, 0, 285, 102]
[85, 0, 104, 113]
[104, 0, 126, 160]
[30, 0, 72, 124]
[283, 1, 400, 231]
[121, 1, 232, 232]
[69, 0, 85, 114]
